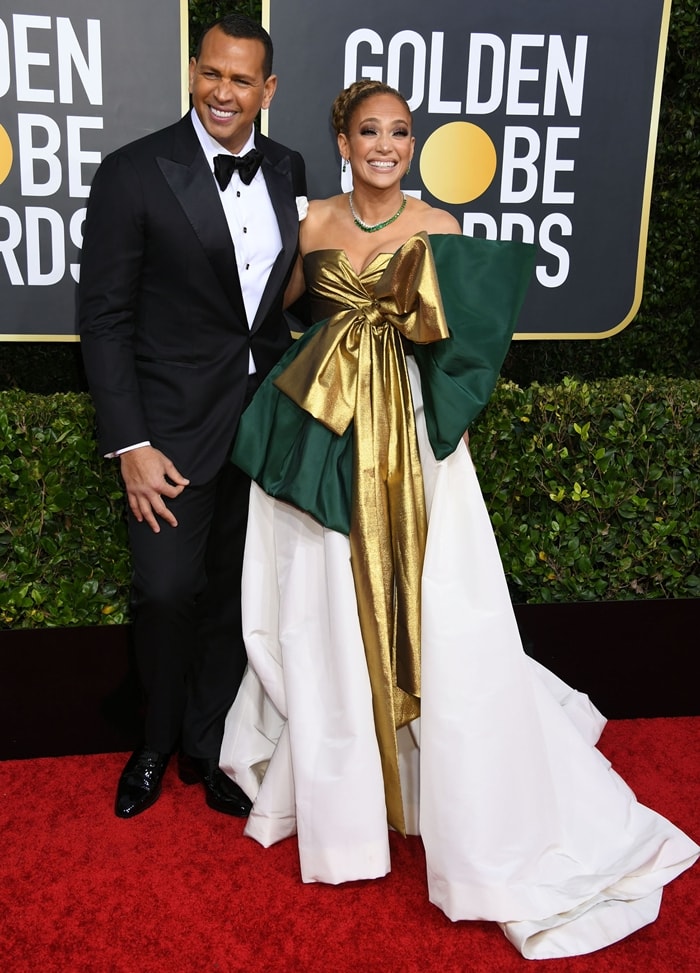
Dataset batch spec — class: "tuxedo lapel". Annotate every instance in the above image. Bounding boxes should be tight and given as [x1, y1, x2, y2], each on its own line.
[251, 136, 300, 333]
[156, 119, 247, 325]
[154, 119, 298, 333]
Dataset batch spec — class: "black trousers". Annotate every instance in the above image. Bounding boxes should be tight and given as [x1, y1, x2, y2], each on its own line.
[127, 380, 259, 759]
[128, 455, 251, 758]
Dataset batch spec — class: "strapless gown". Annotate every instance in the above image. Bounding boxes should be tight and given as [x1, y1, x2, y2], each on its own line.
[220, 235, 698, 960]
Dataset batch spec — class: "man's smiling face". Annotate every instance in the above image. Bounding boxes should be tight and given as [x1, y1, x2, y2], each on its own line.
[189, 27, 277, 154]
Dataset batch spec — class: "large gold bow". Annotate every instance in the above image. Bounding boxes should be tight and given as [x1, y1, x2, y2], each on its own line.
[275, 234, 449, 835]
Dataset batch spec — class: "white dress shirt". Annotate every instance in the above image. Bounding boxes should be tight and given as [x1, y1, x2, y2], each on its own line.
[190, 107, 283, 371]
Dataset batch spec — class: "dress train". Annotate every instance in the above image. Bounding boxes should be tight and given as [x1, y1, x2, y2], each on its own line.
[221, 360, 698, 959]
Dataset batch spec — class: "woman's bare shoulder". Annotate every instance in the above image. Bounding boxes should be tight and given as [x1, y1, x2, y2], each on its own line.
[422, 204, 462, 235]
[403, 197, 462, 236]
[306, 195, 346, 222]
[300, 195, 347, 252]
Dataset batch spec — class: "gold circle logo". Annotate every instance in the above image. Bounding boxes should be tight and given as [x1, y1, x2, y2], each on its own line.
[0, 125, 13, 184]
[419, 122, 497, 205]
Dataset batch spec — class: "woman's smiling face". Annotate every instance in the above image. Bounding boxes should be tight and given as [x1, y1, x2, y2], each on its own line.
[338, 93, 415, 187]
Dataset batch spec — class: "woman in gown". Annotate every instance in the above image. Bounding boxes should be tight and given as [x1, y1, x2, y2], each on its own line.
[220, 80, 698, 959]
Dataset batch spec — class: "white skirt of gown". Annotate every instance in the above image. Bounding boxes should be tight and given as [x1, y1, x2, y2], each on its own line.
[221, 358, 698, 960]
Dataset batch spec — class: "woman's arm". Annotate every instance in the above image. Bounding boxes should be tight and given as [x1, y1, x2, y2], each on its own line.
[283, 253, 305, 308]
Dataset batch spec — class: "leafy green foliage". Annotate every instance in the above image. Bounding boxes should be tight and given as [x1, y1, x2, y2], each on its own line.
[2, 381, 698, 628]
[2, 3, 698, 624]
[0, 392, 130, 629]
[471, 377, 700, 603]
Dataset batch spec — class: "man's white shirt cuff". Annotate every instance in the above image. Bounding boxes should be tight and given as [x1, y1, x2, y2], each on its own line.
[106, 441, 151, 459]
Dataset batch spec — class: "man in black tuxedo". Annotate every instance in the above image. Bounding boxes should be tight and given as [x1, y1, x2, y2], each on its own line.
[79, 14, 306, 819]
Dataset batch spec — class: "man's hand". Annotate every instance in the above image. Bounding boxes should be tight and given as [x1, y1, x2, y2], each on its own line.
[119, 446, 190, 532]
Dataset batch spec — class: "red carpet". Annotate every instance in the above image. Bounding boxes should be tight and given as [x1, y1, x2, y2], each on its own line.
[1, 718, 698, 972]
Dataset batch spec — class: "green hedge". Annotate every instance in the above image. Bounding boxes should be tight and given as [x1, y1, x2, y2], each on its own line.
[0, 393, 129, 629]
[472, 376, 700, 603]
[1, 380, 698, 629]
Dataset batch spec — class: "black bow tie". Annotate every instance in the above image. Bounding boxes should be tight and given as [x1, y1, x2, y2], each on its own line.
[213, 149, 263, 190]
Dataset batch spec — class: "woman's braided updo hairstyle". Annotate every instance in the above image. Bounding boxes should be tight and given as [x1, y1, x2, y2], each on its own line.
[331, 79, 412, 136]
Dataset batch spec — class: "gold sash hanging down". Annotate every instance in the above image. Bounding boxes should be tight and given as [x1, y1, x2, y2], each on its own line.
[274, 235, 450, 834]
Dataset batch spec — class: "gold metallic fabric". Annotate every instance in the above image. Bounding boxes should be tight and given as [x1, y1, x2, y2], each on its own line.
[274, 233, 449, 834]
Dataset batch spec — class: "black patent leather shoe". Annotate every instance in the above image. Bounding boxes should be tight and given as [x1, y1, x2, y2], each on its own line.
[115, 748, 170, 819]
[178, 754, 252, 817]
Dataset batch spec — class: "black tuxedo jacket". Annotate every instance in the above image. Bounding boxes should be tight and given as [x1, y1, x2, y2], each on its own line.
[78, 114, 306, 484]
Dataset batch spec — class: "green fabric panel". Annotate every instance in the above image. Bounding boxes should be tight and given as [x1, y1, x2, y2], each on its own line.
[414, 235, 537, 460]
[231, 234, 536, 534]
[231, 323, 354, 535]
